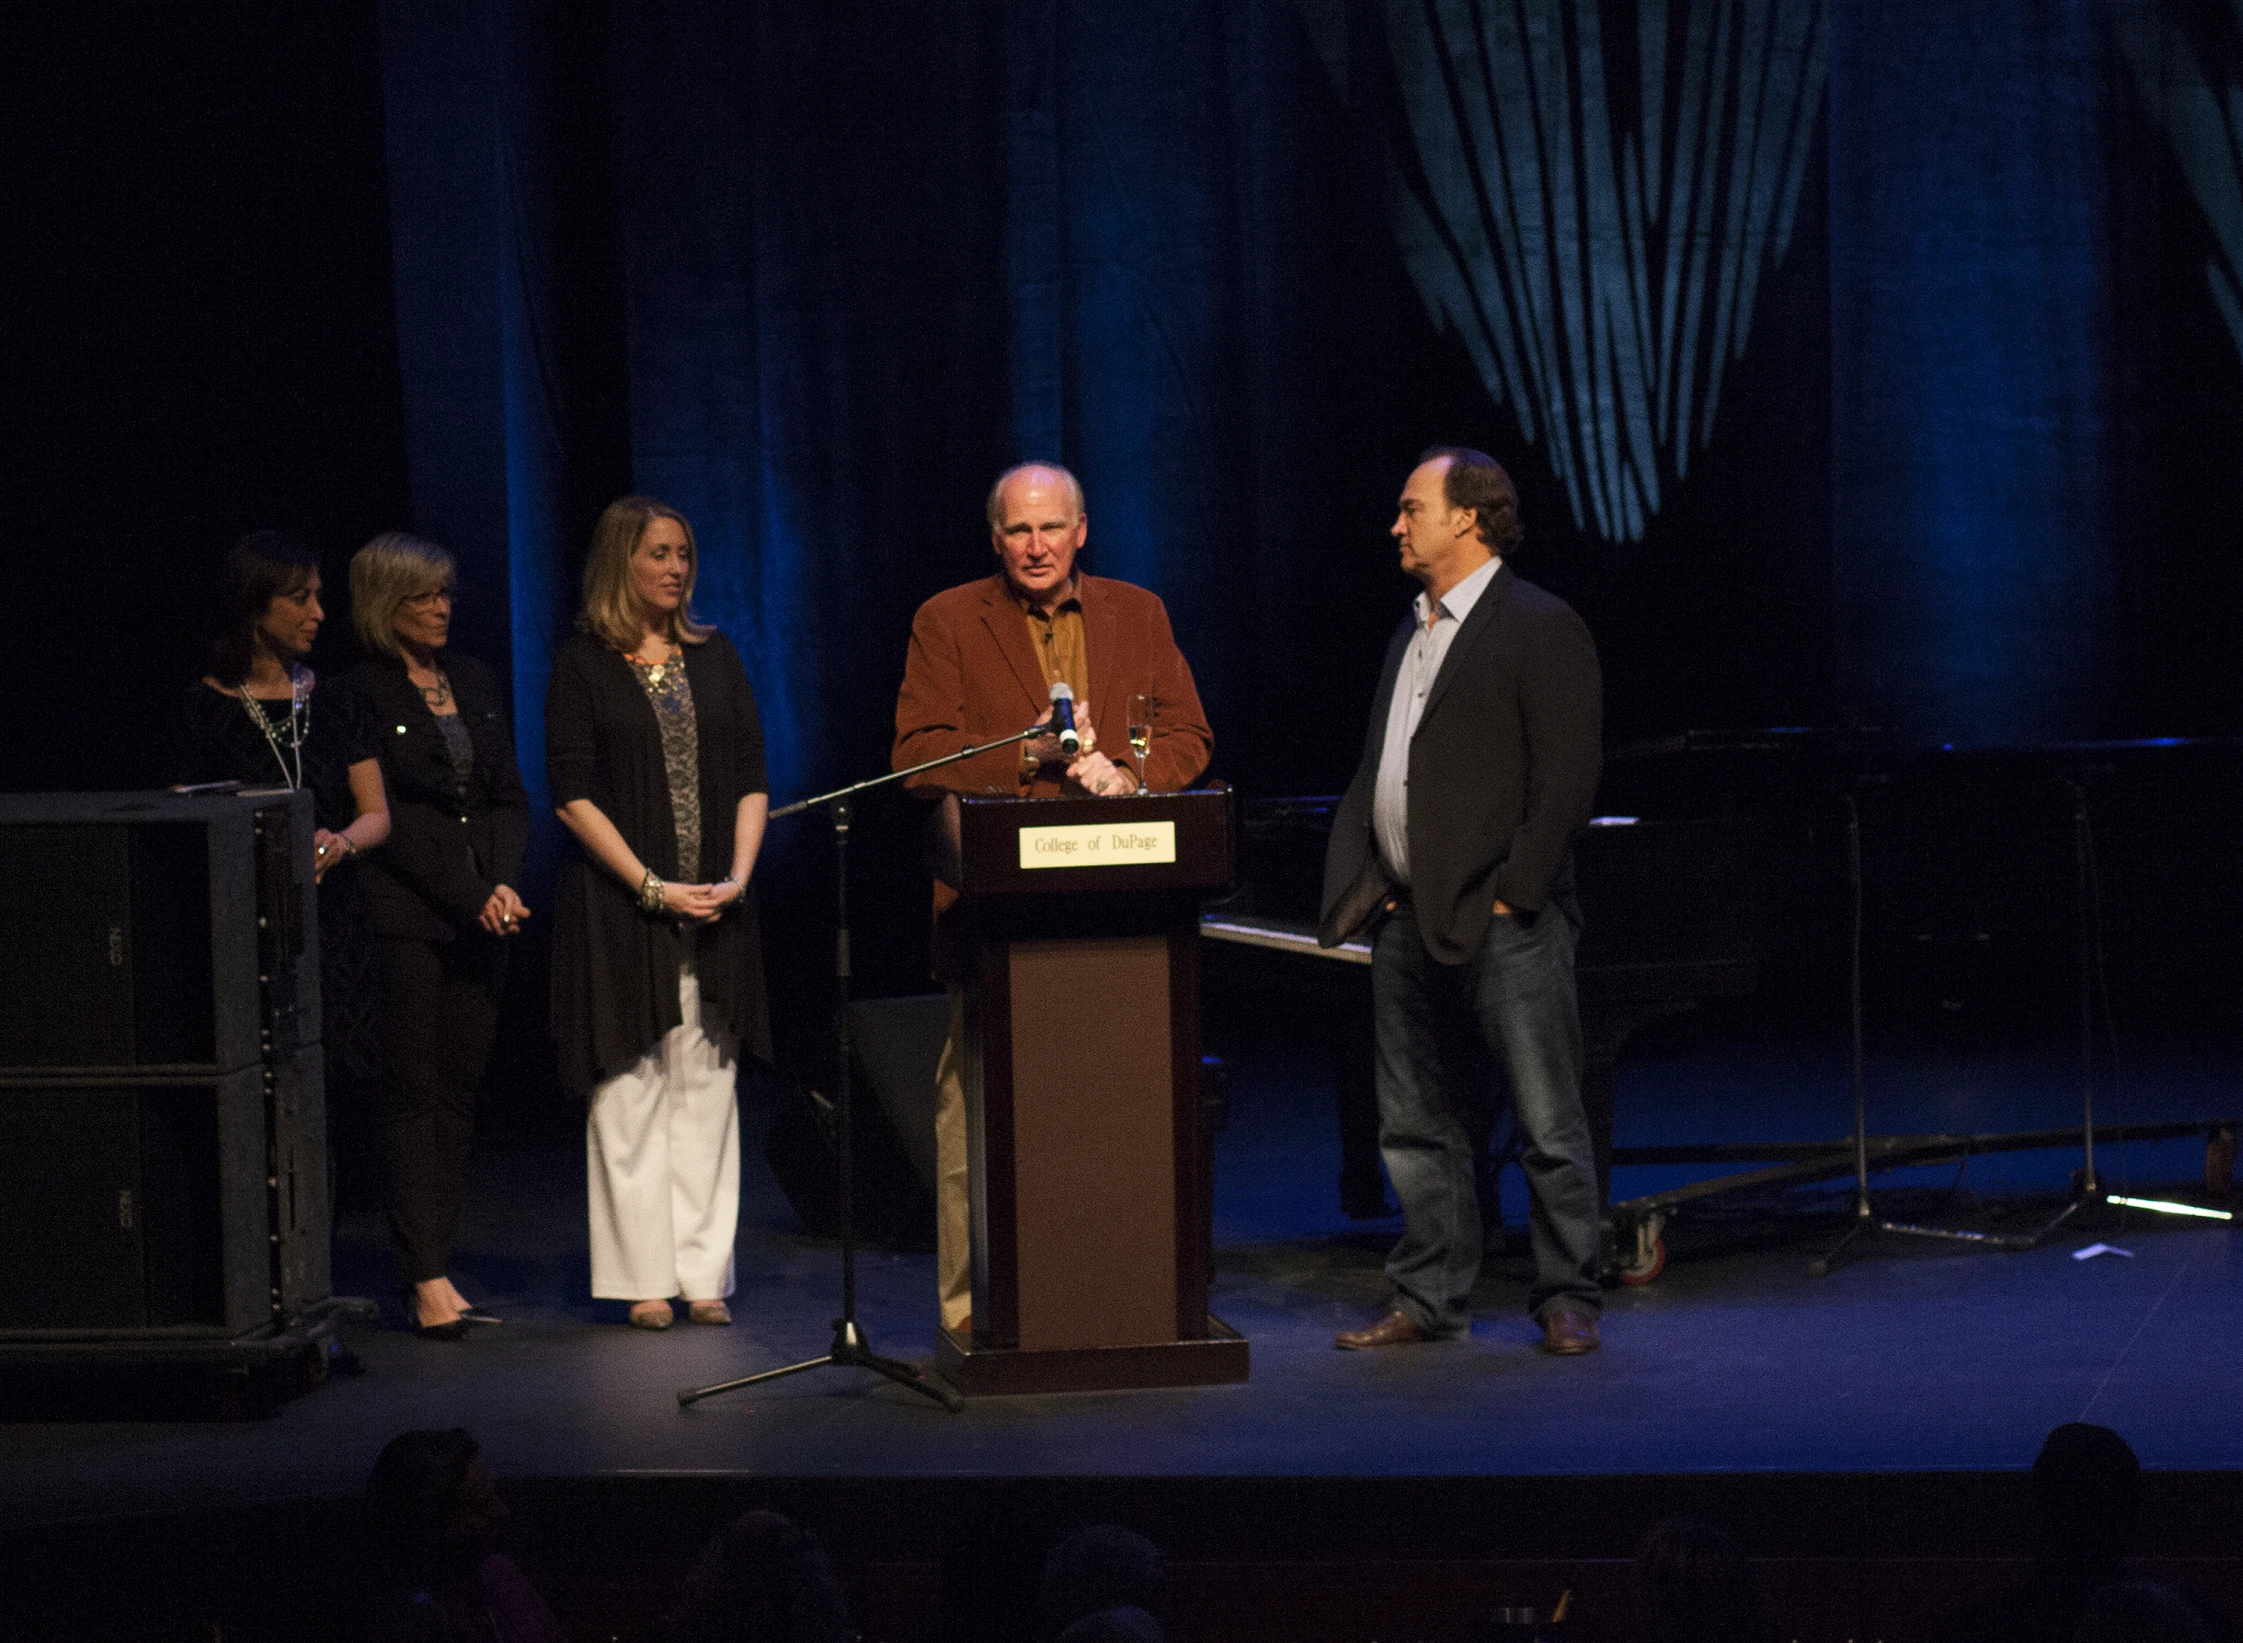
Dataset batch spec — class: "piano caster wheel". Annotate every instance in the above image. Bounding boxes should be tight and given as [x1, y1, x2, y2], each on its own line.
[1616, 1236, 1666, 1287]
[1613, 1213, 1668, 1287]
[2208, 1124, 2235, 1204]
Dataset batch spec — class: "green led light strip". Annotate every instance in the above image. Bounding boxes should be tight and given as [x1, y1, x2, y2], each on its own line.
[2105, 1195, 2234, 1222]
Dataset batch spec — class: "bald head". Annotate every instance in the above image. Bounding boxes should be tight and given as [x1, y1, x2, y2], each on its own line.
[986, 462, 1085, 529]
[988, 462, 1087, 610]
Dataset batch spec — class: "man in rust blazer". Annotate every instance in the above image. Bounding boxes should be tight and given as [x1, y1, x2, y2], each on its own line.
[892, 461, 1212, 1333]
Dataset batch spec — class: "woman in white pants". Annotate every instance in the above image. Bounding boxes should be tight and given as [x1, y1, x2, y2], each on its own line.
[546, 497, 772, 1329]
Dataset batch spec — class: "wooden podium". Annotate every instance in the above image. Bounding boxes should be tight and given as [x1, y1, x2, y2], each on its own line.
[936, 786, 1250, 1396]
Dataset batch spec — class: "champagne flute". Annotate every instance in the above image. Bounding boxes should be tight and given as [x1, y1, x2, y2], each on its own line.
[1126, 694, 1154, 794]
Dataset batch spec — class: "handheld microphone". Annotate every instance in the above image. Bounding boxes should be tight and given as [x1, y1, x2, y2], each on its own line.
[1048, 681, 1081, 757]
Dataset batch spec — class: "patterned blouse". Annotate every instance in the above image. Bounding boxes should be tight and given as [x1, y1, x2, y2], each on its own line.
[433, 711, 476, 807]
[628, 651, 701, 878]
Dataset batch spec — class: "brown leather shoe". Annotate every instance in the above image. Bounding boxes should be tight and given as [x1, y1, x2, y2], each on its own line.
[1336, 1310, 1436, 1350]
[1539, 1307, 1600, 1355]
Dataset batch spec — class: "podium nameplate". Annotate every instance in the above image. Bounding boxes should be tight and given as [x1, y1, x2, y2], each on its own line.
[957, 788, 1234, 898]
[1018, 819, 1177, 869]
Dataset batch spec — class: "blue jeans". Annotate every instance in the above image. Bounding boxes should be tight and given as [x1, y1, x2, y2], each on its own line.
[1371, 896, 1601, 1332]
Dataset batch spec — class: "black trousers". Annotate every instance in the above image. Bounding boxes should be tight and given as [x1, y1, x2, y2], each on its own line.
[370, 935, 505, 1283]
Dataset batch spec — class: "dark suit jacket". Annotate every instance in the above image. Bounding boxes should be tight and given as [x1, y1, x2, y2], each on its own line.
[892, 571, 1212, 799]
[342, 653, 529, 943]
[1318, 562, 1601, 965]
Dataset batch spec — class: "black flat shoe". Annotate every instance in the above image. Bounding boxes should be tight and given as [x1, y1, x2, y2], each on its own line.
[401, 1286, 478, 1338]
[458, 1308, 504, 1325]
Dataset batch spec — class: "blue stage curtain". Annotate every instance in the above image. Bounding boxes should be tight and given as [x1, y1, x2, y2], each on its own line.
[376, 0, 583, 871]
[1829, 0, 2116, 745]
[377, 0, 1429, 824]
[604, 1, 1316, 798]
[379, 0, 2178, 789]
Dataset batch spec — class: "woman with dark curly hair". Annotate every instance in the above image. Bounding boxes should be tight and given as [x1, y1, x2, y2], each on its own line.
[175, 530, 391, 1168]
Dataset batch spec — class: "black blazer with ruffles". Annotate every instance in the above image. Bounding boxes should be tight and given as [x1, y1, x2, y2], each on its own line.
[544, 628, 772, 1094]
[1318, 562, 1602, 965]
[343, 651, 529, 944]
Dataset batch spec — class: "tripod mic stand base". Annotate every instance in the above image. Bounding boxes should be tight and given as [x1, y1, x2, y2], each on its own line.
[677, 1318, 965, 1411]
[1811, 1187, 2109, 1277]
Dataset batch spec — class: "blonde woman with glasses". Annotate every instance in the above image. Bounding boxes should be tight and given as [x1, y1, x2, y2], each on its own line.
[343, 533, 529, 1340]
[545, 497, 771, 1330]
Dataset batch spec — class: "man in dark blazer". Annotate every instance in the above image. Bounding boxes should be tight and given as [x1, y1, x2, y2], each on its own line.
[1319, 447, 1604, 1354]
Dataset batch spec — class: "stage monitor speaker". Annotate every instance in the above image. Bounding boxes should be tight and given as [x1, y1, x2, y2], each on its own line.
[0, 789, 317, 1075]
[0, 1044, 329, 1337]
[0, 790, 330, 1340]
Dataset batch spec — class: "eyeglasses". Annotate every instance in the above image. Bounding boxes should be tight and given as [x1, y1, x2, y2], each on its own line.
[403, 589, 454, 610]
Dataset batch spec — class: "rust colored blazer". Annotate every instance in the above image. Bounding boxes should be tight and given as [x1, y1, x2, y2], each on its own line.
[892, 571, 1212, 801]
[894, 571, 1213, 971]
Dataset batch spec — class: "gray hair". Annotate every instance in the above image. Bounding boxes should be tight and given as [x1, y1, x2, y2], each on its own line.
[350, 531, 455, 658]
[986, 462, 1085, 528]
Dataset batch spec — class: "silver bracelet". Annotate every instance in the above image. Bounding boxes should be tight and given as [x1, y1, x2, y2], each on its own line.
[639, 869, 665, 913]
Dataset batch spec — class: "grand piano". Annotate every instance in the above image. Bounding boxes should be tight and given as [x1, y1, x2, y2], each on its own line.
[1199, 731, 2242, 1281]
[1197, 732, 1846, 1279]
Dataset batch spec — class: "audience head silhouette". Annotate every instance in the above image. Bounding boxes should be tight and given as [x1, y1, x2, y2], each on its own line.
[671, 1510, 855, 1643]
[2033, 1422, 2143, 1570]
[365, 1428, 507, 1587]
[1054, 1607, 1166, 1643]
[1634, 1516, 1773, 1643]
[1039, 1524, 1170, 1639]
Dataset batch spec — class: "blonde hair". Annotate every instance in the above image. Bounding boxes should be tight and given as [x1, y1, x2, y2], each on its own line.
[576, 496, 713, 651]
[351, 532, 455, 658]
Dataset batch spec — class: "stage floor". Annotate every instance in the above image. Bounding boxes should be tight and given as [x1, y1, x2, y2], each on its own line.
[4, 1027, 2239, 1528]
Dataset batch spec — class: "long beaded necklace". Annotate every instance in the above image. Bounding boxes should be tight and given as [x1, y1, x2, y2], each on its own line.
[237, 666, 312, 790]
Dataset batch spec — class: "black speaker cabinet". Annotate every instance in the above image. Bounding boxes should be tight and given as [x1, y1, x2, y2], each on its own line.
[0, 790, 329, 1339]
[0, 788, 320, 1072]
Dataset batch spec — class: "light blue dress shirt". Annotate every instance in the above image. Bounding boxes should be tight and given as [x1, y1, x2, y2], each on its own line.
[1370, 555, 1502, 887]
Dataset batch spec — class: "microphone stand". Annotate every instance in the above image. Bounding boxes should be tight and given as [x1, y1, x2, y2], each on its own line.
[679, 724, 1046, 1412]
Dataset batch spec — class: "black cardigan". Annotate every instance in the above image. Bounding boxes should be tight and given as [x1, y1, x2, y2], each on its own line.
[341, 652, 530, 944]
[544, 628, 772, 1093]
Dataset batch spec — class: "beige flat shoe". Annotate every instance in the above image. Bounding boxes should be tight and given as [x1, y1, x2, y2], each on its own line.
[629, 1300, 674, 1330]
[686, 1301, 731, 1326]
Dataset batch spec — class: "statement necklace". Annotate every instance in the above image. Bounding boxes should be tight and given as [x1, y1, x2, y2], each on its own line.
[237, 666, 312, 790]
[624, 641, 685, 687]
[411, 661, 453, 713]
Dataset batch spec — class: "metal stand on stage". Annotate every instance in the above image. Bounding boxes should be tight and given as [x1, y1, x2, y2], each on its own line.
[1812, 785, 2046, 1273]
[676, 731, 1045, 1413]
[1812, 758, 2232, 1278]
[2044, 763, 2233, 1231]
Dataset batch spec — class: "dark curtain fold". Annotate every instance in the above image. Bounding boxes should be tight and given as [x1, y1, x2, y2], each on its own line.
[1828, 0, 2117, 745]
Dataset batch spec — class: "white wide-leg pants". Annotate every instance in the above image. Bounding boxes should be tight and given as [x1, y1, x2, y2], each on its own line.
[587, 967, 740, 1301]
